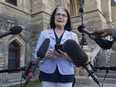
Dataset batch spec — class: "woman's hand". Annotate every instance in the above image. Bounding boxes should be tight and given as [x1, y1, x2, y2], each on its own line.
[45, 49, 55, 58]
[54, 49, 72, 62]
[40, 49, 55, 61]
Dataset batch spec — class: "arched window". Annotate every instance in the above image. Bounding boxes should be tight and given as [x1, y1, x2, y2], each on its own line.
[8, 41, 20, 70]
[5, 0, 17, 6]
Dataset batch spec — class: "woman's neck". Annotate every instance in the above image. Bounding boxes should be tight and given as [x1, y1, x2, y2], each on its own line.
[54, 28, 64, 38]
[55, 27, 64, 31]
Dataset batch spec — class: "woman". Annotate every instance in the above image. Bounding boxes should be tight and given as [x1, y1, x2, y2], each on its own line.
[34, 6, 78, 87]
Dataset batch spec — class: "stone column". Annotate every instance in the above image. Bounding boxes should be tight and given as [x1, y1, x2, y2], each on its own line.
[101, 0, 112, 22]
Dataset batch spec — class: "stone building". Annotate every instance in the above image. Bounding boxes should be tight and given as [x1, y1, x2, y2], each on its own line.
[0, 0, 116, 85]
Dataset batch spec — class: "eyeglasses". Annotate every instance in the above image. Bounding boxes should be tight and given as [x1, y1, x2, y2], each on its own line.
[55, 13, 67, 18]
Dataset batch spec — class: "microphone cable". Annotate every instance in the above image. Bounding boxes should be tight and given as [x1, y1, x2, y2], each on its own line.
[20, 70, 25, 87]
[101, 71, 108, 87]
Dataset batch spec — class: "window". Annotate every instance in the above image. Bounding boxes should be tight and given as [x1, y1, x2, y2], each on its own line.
[8, 41, 20, 71]
[111, 0, 116, 6]
[5, 0, 17, 6]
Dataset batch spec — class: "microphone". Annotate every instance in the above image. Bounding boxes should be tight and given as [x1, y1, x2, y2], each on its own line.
[78, 25, 90, 35]
[0, 67, 25, 73]
[63, 39, 88, 67]
[78, 25, 113, 50]
[22, 38, 50, 86]
[63, 39, 100, 86]
[0, 26, 22, 38]
[95, 66, 116, 71]
[37, 38, 50, 58]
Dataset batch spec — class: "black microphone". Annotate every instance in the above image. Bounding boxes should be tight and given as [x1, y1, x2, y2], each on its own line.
[63, 39, 88, 67]
[0, 26, 22, 38]
[95, 66, 116, 71]
[78, 25, 90, 35]
[63, 39, 100, 86]
[37, 38, 50, 58]
[0, 67, 25, 73]
[22, 38, 50, 86]
[78, 25, 113, 50]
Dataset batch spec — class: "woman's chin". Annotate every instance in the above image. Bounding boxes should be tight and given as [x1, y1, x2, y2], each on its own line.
[56, 24, 65, 28]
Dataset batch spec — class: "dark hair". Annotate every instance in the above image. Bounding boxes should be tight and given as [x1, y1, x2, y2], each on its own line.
[50, 6, 72, 31]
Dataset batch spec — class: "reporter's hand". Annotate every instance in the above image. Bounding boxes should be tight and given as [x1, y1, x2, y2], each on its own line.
[90, 28, 112, 37]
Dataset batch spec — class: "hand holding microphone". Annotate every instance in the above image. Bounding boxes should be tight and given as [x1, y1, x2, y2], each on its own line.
[78, 25, 113, 50]
[89, 28, 112, 37]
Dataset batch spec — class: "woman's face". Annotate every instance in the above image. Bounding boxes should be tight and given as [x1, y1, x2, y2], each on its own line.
[54, 8, 68, 29]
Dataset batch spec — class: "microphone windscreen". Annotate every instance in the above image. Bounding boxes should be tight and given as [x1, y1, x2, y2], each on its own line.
[10, 26, 22, 35]
[78, 25, 84, 33]
[63, 39, 88, 67]
[94, 36, 112, 49]
[37, 38, 50, 58]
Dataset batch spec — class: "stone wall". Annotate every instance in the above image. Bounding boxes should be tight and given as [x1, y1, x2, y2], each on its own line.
[0, 1, 32, 84]
[111, 6, 116, 27]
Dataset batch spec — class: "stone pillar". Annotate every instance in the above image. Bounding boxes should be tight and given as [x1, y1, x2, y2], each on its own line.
[18, 0, 30, 13]
[31, 0, 56, 48]
[84, 0, 98, 12]
[101, 0, 112, 22]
